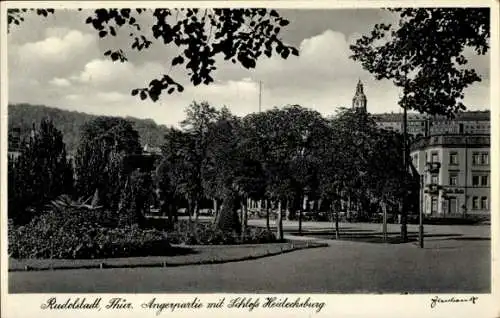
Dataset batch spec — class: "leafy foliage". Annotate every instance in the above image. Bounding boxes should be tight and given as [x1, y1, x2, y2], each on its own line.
[8, 9, 298, 101]
[74, 117, 142, 210]
[164, 220, 277, 245]
[9, 207, 171, 259]
[7, 8, 54, 30]
[8, 119, 73, 225]
[350, 8, 490, 117]
[118, 169, 155, 227]
[318, 108, 411, 209]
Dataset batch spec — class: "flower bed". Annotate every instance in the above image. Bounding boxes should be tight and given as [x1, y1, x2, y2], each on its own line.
[8, 208, 171, 259]
[166, 220, 278, 245]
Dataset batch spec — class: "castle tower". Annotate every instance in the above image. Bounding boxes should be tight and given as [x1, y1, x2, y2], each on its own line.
[352, 79, 367, 112]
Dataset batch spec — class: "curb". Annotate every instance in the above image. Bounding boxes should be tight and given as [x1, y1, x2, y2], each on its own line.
[9, 242, 328, 272]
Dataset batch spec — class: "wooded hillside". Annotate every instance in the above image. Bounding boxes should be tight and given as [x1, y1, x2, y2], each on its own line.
[8, 104, 169, 153]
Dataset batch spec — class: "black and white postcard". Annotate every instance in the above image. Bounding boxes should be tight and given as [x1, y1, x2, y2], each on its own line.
[1, 1, 498, 318]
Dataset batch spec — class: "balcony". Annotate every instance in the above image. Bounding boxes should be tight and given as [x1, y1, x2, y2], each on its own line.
[425, 183, 440, 194]
[425, 162, 441, 173]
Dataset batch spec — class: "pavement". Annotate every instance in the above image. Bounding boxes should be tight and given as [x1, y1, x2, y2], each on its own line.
[8, 220, 490, 293]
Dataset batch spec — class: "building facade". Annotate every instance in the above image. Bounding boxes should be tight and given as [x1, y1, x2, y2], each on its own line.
[410, 135, 490, 217]
[372, 111, 490, 137]
[348, 81, 491, 219]
[350, 81, 490, 137]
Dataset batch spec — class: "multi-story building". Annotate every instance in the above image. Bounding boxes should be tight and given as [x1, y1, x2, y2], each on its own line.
[351, 81, 490, 137]
[351, 81, 491, 219]
[7, 127, 21, 161]
[372, 113, 429, 137]
[410, 135, 490, 217]
[371, 111, 490, 137]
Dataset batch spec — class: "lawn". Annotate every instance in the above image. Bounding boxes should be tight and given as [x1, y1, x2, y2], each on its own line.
[9, 240, 327, 272]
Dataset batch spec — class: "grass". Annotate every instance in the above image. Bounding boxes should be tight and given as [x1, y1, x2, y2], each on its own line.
[9, 240, 327, 272]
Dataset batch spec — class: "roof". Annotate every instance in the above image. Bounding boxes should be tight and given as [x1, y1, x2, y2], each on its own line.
[410, 134, 490, 151]
[437, 111, 490, 121]
[372, 112, 427, 122]
[372, 110, 490, 123]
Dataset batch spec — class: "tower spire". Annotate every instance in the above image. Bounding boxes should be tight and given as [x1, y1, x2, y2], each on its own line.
[352, 80, 367, 112]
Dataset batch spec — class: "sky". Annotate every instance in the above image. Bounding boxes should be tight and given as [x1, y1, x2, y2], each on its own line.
[7, 8, 491, 128]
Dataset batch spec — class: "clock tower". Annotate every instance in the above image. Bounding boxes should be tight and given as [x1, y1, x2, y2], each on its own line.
[352, 80, 367, 112]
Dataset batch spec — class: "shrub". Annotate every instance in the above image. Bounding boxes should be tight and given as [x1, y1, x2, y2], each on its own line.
[8, 208, 171, 259]
[166, 220, 277, 245]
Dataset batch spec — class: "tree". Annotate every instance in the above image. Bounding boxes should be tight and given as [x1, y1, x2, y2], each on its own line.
[204, 114, 245, 233]
[8, 8, 299, 101]
[180, 101, 219, 221]
[243, 105, 327, 240]
[74, 117, 142, 209]
[350, 8, 489, 117]
[365, 129, 416, 241]
[8, 119, 73, 225]
[349, 8, 489, 241]
[201, 108, 269, 235]
[118, 169, 154, 227]
[158, 127, 201, 225]
[317, 108, 413, 239]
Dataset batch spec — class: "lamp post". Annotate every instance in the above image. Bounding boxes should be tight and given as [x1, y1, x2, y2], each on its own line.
[419, 173, 424, 248]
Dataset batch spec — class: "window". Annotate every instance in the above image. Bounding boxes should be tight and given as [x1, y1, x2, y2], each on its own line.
[431, 197, 438, 213]
[431, 174, 439, 184]
[472, 175, 480, 186]
[412, 154, 418, 167]
[481, 197, 488, 210]
[472, 152, 480, 165]
[473, 152, 488, 165]
[449, 174, 458, 186]
[481, 175, 488, 186]
[449, 152, 458, 165]
[481, 153, 489, 165]
[431, 152, 439, 163]
[472, 197, 479, 210]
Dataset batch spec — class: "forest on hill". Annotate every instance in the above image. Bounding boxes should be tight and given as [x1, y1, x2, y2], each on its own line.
[8, 103, 169, 153]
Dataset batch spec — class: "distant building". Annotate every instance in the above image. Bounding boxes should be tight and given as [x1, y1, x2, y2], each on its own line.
[371, 111, 490, 137]
[143, 144, 162, 156]
[410, 134, 490, 217]
[8, 127, 22, 161]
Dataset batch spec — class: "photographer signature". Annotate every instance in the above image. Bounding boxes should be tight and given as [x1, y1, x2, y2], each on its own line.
[430, 296, 478, 308]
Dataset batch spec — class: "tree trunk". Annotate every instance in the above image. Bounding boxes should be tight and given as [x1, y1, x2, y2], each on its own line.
[399, 199, 407, 241]
[265, 198, 270, 230]
[167, 202, 175, 229]
[187, 199, 193, 223]
[193, 201, 199, 222]
[381, 201, 388, 242]
[194, 201, 200, 229]
[276, 200, 284, 241]
[212, 198, 219, 223]
[173, 198, 179, 222]
[334, 201, 340, 240]
[215, 192, 241, 234]
[298, 208, 303, 235]
[347, 196, 352, 221]
[241, 198, 248, 237]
